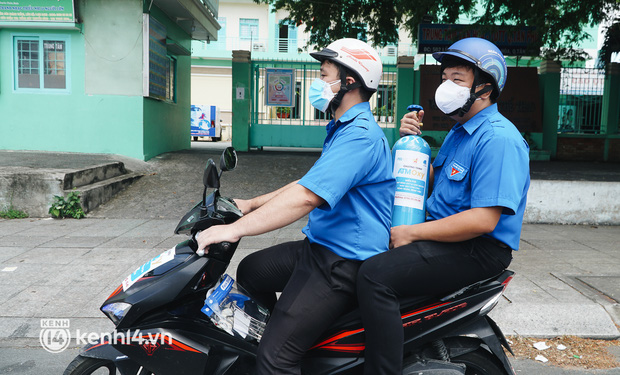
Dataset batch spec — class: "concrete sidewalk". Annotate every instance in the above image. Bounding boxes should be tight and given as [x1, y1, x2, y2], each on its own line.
[0, 143, 619, 371]
[0, 217, 618, 339]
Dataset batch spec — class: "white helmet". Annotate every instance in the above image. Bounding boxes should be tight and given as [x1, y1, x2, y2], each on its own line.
[310, 38, 382, 92]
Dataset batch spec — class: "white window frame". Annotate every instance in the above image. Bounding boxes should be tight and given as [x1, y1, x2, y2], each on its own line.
[239, 18, 259, 41]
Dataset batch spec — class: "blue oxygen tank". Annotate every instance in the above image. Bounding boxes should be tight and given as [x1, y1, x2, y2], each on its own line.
[391, 105, 431, 226]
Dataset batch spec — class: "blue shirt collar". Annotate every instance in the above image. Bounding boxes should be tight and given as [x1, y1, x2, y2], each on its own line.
[457, 103, 499, 135]
[326, 102, 371, 133]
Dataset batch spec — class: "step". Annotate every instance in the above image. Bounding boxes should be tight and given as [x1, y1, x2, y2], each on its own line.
[63, 162, 127, 190]
[0, 162, 143, 217]
[72, 172, 143, 213]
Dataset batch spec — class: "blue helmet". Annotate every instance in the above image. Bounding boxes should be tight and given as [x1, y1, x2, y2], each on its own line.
[433, 37, 507, 99]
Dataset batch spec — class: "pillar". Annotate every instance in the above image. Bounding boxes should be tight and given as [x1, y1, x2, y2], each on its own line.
[602, 63, 620, 135]
[231, 50, 251, 152]
[539, 60, 562, 159]
[394, 56, 415, 146]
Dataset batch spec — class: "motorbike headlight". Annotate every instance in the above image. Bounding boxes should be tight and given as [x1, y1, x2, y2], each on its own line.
[101, 302, 132, 326]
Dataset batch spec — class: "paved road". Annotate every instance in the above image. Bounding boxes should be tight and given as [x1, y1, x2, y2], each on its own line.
[0, 141, 618, 374]
[1, 345, 620, 374]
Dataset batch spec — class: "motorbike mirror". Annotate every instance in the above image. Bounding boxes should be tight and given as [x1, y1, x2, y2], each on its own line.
[203, 159, 220, 189]
[219, 147, 237, 172]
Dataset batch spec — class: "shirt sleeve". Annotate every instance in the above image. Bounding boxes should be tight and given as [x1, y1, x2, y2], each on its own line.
[470, 131, 530, 215]
[299, 125, 378, 210]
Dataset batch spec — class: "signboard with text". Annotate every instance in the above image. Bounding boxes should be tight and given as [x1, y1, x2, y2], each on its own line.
[0, 0, 75, 22]
[417, 24, 540, 56]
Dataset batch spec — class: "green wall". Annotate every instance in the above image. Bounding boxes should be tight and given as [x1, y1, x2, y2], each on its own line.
[0, 28, 146, 158]
[0, 0, 194, 161]
[143, 6, 192, 160]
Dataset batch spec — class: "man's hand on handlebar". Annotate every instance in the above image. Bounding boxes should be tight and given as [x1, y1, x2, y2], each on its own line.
[196, 224, 241, 256]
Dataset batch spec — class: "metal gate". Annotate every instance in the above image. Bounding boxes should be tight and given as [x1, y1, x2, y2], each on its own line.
[558, 67, 605, 134]
[250, 60, 397, 149]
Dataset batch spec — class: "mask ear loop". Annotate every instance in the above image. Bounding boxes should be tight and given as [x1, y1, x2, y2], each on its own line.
[328, 66, 362, 116]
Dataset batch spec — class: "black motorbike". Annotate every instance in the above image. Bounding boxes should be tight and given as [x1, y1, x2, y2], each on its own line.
[64, 147, 516, 375]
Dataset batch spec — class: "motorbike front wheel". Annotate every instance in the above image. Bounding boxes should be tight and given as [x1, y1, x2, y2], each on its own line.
[63, 355, 153, 375]
[451, 348, 509, 375]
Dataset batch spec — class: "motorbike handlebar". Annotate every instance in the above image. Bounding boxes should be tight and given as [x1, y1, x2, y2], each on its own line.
[191, 231, 233, 259]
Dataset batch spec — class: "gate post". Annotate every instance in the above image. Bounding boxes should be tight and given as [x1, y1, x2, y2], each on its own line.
[539, 60, 562, 159]
[232, 50, 252, 152]
[394, 56, 415, 146]
[602, 63, 620, 135]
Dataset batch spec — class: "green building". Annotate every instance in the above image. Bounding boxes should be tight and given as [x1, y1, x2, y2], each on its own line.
[0, 0, 219, 160]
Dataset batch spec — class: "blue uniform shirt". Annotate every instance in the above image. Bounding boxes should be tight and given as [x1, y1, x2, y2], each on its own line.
[299, 102, 395, 260]
[426, 104, 530, 250]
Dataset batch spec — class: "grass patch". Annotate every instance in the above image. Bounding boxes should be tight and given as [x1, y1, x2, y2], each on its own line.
[0, 208, 29, 219]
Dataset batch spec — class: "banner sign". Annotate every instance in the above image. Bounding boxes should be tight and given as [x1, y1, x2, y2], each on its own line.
[265, 68, 295, 107]
[0, 0, 75, 22]
[417, 24, 540, 56]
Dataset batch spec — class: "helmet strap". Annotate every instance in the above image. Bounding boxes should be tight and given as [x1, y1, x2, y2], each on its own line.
[456, 69, 493, 117]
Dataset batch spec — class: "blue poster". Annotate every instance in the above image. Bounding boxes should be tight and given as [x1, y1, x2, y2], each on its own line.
[191, 105, 216, 137]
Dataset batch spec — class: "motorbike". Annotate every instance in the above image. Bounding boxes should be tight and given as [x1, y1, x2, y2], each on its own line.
[64, 147, 517, 375]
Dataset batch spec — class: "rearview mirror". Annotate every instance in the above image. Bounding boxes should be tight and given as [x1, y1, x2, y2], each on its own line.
[203, 159, 220, 189]
[219, 147, 237, 172]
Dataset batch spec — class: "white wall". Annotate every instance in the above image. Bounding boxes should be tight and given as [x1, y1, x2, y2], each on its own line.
[525, 180, 620, 225]
[191, 67, 233, 124]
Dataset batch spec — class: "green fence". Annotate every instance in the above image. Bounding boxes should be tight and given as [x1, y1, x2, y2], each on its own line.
[249, 60, 397, 149]
[558, 67, 605, 134]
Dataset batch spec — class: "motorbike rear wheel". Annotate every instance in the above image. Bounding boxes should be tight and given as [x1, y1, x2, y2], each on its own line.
[63, 355, 153, 375]
[451, 348, 508, 375]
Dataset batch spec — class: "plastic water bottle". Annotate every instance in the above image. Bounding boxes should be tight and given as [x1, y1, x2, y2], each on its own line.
[391, 105, 431, 226]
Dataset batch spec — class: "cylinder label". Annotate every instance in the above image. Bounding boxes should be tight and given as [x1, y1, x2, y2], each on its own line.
[393, 149, 429, 210]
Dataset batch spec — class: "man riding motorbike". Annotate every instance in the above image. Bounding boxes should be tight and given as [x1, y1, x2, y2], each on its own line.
[197, 38, 395, 374]
[356, 37, 531, 374]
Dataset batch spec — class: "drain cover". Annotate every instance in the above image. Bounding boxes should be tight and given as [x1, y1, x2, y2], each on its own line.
[576, 276, 620, 303]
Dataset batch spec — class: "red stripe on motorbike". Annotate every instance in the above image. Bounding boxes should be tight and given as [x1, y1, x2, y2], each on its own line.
[107, 285, 123, 299]
[401, 302, 449, 320]
[309, 328, 365, 350]
[310, 302, 455, 351]
[106, 276, 155, 299]
[318, 344, 365, 353]
[165, 338, 201, 353]
[85, 340, 110, 351]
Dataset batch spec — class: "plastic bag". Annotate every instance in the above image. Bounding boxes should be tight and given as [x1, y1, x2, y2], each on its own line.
[201, 274, 269, 341]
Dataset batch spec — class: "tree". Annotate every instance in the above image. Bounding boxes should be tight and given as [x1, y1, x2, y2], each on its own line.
[256, 0, 620, 60]
[599, 17, 620, 67]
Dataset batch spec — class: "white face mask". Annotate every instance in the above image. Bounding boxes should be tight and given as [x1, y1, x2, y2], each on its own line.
[434, 79, 472, 116]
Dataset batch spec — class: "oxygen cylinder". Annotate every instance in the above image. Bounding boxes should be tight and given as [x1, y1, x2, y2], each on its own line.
[391, 105, 431, 226]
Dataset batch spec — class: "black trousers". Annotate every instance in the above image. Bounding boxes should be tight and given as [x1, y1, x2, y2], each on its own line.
[356, 237, 513, 375]
[236, 239, 361, 375]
